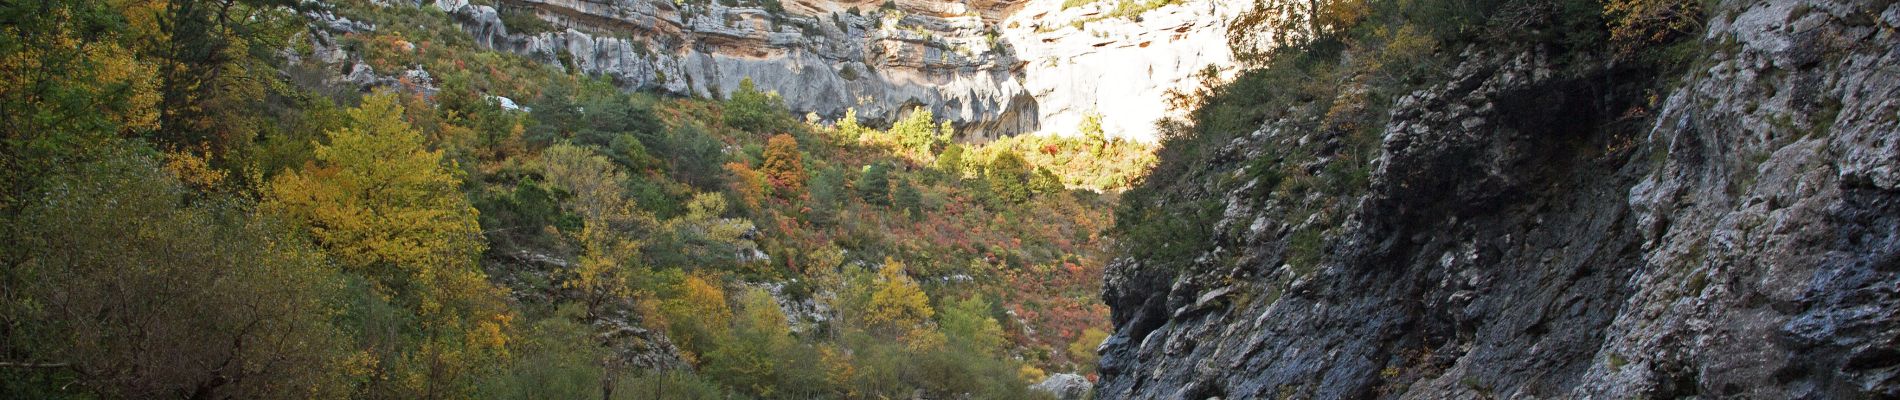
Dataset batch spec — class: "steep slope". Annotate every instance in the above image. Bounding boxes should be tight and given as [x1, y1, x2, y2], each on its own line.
[1098, 0, 1900, 398]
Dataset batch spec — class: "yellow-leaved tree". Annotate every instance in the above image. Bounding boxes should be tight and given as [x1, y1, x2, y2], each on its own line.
[541, 143, 653, 317]
[657, 272, 736, 368]
[864, 258, 935, 336]
[265, 91, 512, 398]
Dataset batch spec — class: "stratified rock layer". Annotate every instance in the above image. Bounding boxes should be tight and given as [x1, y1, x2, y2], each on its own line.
[1097, 0, 1900, 398]
[430, 0, 1239, 141]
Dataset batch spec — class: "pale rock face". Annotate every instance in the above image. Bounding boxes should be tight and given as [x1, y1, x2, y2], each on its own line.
[426, 0, 1239, 141]
[1000, 0, 1245, 141]
[1030, 373, 1092, 400]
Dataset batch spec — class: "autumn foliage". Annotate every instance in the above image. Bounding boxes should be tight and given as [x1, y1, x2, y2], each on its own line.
[0, 1, 1144, 398]
[761, 133, 805, 196]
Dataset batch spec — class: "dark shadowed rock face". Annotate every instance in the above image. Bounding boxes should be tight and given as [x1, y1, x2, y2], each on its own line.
[1097, 0, 1900, 398]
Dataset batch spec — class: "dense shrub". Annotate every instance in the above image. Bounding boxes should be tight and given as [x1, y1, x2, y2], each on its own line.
[724, 78, 789, 133]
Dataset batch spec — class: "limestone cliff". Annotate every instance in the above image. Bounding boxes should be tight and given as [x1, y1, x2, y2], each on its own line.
[1096, 0, 1900, 398]
[998, 0, 1242, 142]
[421, 0, 1239, 140]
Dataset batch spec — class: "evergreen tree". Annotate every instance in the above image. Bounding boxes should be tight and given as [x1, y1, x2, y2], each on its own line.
[807, 166, 846, 224]
[894, 178, 924, 220]
[857, 162, 891, 205]
[152, 0, 300, 153]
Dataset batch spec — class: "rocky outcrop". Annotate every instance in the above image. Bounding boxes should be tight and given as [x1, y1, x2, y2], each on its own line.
[1032, 373, 1093, 400]
[1097, 0, 1900, 398]
[420, 0, 1238, 141]
[488, 250, 693, 371]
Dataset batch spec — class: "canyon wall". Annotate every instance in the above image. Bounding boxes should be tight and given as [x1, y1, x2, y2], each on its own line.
[1096, 0, 1900, 398]
[426, 0, 1239, 141]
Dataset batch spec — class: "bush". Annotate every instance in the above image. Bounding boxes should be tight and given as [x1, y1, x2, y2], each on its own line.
[8, 149, 354, 398]
[985, 152, 1032, 204]
[499, 5, 558, 35]
[1604, 0, 1703, 50]
[888, 107, 950, 155]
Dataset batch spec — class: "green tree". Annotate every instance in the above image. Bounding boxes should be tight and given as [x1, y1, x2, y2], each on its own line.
[857, 162, 892, 205]
[666, 124, 729, 190]
[807, 166, 846, 225]
[935, 143, 967, 178]
[894, 178, 924, 220]
[985, 152, 1032, 204]
[574, 79, 664, 149]
[0, 0, 160, 214]
[888, 107, 948, 154]
[484, 305, 608, 399]
[1030, 166, 1065, 195]
[526, 81, 583, 147]
[724, 78, 786, 133]
[940, 296, 1006, 355]
[6, 149, 351, 398]
[151, 0, 300, 154]
[703, 288, 793, 397]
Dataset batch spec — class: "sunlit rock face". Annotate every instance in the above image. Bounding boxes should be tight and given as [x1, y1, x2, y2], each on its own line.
[999, 0, 1244, 141]
[431, 0, 1240, 141]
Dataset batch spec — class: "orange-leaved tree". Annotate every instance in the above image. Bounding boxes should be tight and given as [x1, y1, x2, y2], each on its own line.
[761, 133, 805, 197]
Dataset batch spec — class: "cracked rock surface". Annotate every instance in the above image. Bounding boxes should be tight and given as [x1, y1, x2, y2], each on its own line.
[1097, 0, 1900, 398]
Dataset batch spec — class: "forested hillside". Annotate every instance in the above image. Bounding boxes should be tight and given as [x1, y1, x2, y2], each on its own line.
[0, 0, 1153, 397]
